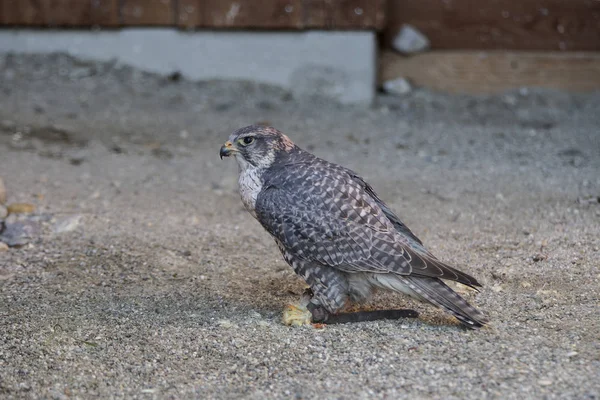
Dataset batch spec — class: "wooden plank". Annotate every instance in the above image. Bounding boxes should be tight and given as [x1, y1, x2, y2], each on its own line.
[0, 0, 119, 26]
[188, 0, 303, 28]
[0, 0, 385, 29]
[120, 0, 175, 25]
[331, 0, 386, 29]
[177, 0, 384, 29]
[303, 0, 330, 28]
[0, 0, 43, 25]
[178, 0, 201, 28]
[304, 0, 386, 29]
[92, 0, 120, 26]
[380, 50, 600, 93]
[383, 0, 600, 51]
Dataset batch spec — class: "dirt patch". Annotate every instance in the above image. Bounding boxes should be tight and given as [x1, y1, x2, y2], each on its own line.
[1, 53, 599, 399]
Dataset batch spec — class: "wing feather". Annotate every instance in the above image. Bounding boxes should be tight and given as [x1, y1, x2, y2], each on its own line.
[255, 163, 481, 288]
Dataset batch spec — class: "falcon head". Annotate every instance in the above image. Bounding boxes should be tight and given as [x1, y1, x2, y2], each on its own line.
[220, 125, 296, 170]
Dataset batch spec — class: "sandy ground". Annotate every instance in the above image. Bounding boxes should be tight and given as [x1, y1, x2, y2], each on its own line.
[1, 53, 599, 399]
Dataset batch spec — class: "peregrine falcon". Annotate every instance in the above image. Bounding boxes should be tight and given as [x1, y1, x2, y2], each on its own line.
[220, 125, 488, 328]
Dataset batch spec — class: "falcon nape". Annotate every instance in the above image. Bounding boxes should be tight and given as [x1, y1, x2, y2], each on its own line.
[220, 125, 488, 329]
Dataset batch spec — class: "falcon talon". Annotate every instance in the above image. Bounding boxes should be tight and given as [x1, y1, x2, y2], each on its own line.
[282, 304, 313, 326]
[221, 125, 489, 329]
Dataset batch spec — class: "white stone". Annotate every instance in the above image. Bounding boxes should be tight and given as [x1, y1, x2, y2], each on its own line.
[52, 215, 82, 233]
[383, 77, 412, 95]
[392, 24, 430, 54]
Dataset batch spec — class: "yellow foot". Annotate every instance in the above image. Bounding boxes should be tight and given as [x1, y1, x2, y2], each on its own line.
[282, 303, 312, 326]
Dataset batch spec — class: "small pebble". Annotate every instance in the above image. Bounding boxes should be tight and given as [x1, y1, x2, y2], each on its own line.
[0, 221, 39, 247]
[0, 204, 7, 219]
[7, 203, 35, 215]
[53, 215, 82, 233]
[491, 284, 504, 293]
[383, 78, 412, 96]
[218, 319, 236, 329]
[0, 242, 8, 252]
[538, 379, 552, 386]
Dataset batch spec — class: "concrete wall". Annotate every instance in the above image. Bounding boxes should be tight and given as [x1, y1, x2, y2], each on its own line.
[0, 29, 376, 104]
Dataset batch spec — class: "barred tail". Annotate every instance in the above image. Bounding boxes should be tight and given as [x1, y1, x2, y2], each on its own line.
[370, 274, 489, 328]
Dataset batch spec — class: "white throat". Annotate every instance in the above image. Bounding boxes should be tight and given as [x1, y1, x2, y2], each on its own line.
[235, 155, 265, 217]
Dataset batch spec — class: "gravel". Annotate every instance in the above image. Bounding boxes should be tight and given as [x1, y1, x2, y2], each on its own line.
[0, 53, 599, 399]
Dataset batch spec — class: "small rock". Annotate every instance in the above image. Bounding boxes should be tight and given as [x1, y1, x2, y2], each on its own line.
[491, 284, 504, 293]
[521, 281, 532, 288]
[0, 221, 39, 247]
[393, 24, 430, 54]
[248, 311, 263, 319]
[383, 77, 412, 95]
[7, 203, 35, 215]
[217, 319, 237, 329]
[0, 177, 5, 204]
[538, 379, 552, 386]
[532, 254, 547, 262]
[577, 195, 600, 205]
[0, 205, 7, 219]
[52, 215, 82, 233]
[0, 242, 8, 252]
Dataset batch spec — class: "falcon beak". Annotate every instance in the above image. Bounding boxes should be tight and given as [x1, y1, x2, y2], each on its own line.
[220, 141, 237, 159]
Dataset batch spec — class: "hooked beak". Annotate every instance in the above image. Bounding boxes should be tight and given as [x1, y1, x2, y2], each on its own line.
[220, 140, 237, 159]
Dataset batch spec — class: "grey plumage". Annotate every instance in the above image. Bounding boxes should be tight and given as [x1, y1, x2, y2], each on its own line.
[220, 125, 488, 328]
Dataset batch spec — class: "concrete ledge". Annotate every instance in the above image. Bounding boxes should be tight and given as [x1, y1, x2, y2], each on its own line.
[0, 29, 375, 104]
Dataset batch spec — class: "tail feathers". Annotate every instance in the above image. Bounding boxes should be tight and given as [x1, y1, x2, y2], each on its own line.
[371, 274, 488, 328]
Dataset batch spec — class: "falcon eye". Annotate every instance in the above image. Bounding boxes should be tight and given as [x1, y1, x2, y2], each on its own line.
[240, 136, 255, 146]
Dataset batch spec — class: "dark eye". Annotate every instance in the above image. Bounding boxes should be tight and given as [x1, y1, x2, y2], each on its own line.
[241, 136, 255, 145]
